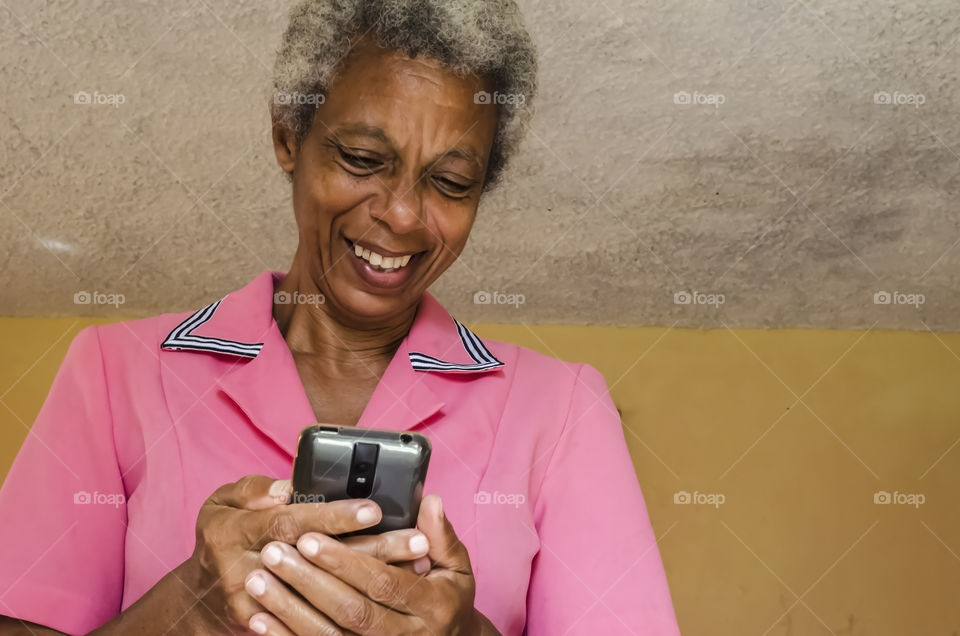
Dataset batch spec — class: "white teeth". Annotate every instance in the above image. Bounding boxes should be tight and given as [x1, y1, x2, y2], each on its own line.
[351, 242, 416, 270]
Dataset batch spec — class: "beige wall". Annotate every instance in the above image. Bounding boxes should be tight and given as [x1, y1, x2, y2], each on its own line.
[2, 318, 958, 634]
[3, 1, 959, 331]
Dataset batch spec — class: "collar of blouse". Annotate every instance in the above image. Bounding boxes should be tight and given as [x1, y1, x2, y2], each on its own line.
[157, 270, 505, 452]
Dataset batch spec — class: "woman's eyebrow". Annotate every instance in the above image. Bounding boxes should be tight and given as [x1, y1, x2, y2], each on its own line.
[431, 147, 482, 170]
[332, 123, 392, 145]
[333, 123, 481, 170]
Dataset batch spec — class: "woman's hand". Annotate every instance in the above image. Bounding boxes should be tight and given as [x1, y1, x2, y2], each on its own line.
[244, 495, 499, 635]
[182, 475, 429, 634]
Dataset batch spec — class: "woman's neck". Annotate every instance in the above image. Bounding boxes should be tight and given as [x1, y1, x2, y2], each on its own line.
[272, 268, 416, 375]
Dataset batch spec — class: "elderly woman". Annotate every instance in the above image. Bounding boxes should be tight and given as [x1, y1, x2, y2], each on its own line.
[0, 1, 679, 635]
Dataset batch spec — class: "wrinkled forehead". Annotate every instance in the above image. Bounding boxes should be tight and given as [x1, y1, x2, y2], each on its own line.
[314, 38, 498, 163]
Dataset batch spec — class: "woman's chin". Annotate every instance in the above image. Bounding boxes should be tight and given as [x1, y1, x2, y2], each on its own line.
[332, 286, 417, 321]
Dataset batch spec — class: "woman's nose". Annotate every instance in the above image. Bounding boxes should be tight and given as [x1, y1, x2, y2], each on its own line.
[371, 181, 425, 234]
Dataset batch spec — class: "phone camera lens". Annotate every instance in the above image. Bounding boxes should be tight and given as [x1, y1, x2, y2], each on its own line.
[347, 442, 379, 499]
[400, 434, 413, 444]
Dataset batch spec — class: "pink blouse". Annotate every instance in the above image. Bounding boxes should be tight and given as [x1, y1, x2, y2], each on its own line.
[0, 270, 679, 635]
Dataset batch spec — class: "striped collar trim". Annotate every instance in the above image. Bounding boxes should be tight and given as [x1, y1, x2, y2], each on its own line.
[408, 318, 504, 373]
[160, 283, 503, 374]
[160, 299, 264, 359]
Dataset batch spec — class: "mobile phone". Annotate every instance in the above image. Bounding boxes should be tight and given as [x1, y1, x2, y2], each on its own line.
[291, 424, 432, 535]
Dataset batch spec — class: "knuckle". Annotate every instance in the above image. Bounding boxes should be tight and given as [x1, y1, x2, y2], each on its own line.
[275, 551, 309, 585]
[368, 571, 401, 605]
[337, 597, 375, 632]
[372, 535, 391, 561]
[196, 512, 224, 547]
[266, 510, 301, 542]
[319, 501, 352, 526]
[209, 482, 232, 502]
[322, 552, 347, 576]
[316, 623, 344, 636]
[235, 474, 261, 501]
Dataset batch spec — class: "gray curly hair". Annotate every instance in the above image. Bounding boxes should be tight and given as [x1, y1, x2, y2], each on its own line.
[272, 0, 537, 190]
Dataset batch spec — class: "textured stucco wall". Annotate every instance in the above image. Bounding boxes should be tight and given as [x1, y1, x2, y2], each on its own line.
[1, 0, 958, 329]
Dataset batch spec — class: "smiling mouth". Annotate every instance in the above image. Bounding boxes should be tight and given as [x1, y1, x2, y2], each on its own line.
[345, 237, 423, 272]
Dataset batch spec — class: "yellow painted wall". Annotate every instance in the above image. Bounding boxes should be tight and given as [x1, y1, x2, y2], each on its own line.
[2, 318, 958, 635]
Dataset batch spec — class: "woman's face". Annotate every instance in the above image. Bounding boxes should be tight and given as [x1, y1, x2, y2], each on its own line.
[273, 38, 499, 325]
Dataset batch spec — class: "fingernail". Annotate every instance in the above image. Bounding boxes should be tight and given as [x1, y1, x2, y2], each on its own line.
[299, 535, 320, 557]
[245, 573, 266, 597]
[356, 504, 378, 524]
[269, 479, 292, 503]
[262, 543, 283, 566]
[436, 497, 444, 520]
[409, 533, 429, 554]
[414, 556, 431, 574]
[250, 617, 267, 634]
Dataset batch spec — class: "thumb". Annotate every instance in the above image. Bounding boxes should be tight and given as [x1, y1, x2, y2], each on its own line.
[417, 494, 472, 574]
[210, 475, 292, 511]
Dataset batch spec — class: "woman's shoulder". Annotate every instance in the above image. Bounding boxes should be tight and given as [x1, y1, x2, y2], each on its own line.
[66, 309, 207, 376]
[82, 310, 198, 351]
[479, 335, 611, 395]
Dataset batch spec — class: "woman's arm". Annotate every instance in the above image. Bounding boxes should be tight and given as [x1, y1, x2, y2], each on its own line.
[87, 561, 215, 635]
[525, 364, 681, 634]
[0, 618, 63, 635]
[0, 326, 214, 635]
[0, 561, 210, 636]
[0, 328, 128, 633]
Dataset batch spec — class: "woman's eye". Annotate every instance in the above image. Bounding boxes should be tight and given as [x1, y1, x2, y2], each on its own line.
[338, 149, 383, 172]
[432, 175, 472, 196]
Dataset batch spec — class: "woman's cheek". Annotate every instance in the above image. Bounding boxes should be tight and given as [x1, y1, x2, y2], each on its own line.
[295, 172, 357, 239]
[438, 206, 478, 255]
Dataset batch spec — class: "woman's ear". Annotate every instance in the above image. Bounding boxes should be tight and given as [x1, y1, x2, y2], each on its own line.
[271, 111, 298, 175]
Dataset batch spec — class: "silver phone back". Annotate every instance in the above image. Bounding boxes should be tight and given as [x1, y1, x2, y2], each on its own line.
[292, 425, 432, 534]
